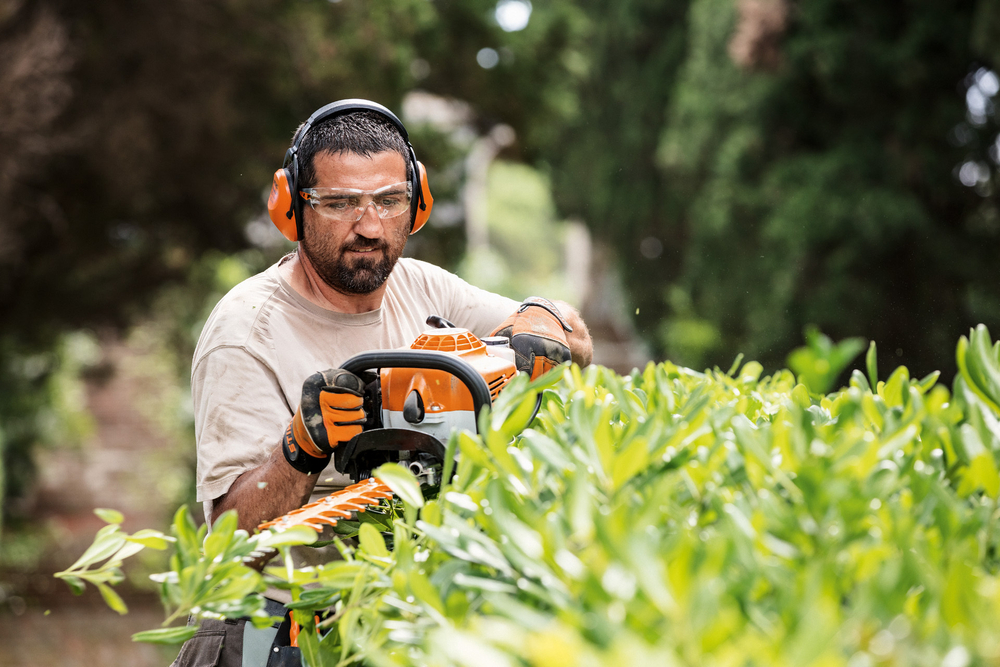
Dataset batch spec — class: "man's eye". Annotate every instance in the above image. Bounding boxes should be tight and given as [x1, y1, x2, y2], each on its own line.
[321, 199, 353, 210]
[378, 196, 404, 207]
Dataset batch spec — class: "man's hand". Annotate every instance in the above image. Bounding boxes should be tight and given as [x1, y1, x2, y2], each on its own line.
[282, 368, 365, 474]
[490, 297, 573, 380]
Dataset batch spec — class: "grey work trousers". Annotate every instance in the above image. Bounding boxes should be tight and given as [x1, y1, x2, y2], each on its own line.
[169, 599, 302, 667]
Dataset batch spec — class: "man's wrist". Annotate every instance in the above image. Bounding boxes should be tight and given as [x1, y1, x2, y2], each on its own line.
[281, 419, 330, 475]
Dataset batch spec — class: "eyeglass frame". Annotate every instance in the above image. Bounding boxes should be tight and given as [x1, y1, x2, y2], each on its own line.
[299, 181, 413, 222]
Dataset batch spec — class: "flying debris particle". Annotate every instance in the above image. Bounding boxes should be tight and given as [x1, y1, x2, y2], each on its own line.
[257, 482, 268, 489]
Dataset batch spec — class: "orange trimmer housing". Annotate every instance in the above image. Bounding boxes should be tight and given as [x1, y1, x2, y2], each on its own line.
[382, 328, 516, 412]
[333, 326, 518, 484]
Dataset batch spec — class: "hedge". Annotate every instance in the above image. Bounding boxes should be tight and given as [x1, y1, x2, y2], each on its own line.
[58, 326, 1000, 667]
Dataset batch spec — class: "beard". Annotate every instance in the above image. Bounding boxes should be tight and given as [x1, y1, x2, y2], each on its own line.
[300, 222, 408, 295]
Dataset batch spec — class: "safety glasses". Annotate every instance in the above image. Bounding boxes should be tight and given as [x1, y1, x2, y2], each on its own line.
[300, 182, 412, 222]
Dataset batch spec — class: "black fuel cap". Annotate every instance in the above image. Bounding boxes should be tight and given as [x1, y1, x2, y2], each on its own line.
[403, 390, 425, 424]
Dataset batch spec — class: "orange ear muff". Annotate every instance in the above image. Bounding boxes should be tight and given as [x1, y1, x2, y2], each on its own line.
[268, 168, 299, 242]
[410, 161, 433, 235]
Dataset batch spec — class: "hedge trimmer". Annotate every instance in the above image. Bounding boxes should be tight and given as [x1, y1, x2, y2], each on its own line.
[258, 317, 519, 535]
[253, 320, 521, 649]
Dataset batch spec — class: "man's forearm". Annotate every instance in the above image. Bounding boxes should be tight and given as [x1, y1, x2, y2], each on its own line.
[211, 443, 319, 532]
[553, 300, 594, 367]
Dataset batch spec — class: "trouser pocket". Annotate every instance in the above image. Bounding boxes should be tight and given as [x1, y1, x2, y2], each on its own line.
[170, 619, 243, 667]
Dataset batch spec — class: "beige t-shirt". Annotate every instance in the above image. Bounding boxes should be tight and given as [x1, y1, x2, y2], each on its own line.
[192, 255, 518, 514]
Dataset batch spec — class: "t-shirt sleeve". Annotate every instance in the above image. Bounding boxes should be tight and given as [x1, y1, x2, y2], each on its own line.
[414, 261, 519, 336]
[191, 346, 293, 503]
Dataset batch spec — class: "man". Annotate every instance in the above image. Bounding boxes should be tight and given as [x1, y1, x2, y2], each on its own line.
[174, 100, 591, 666]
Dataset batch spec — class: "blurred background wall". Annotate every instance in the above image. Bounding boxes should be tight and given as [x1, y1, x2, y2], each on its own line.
[1, 0, 999, 661]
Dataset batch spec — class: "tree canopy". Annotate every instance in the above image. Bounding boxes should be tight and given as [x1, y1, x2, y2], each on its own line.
[543, 0, 1000, 377]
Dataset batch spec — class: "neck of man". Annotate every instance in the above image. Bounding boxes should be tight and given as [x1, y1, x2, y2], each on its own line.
[281, 249, 388, 314]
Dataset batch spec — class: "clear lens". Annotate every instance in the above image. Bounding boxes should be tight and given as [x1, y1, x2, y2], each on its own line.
[301, 182, 411, 222]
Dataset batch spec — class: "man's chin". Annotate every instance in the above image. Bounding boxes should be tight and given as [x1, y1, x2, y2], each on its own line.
[325, 256, 396, 295]
[342, 271, 386, 294]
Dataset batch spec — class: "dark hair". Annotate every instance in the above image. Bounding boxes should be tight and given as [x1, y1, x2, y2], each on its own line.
[293, 110, 410, 190]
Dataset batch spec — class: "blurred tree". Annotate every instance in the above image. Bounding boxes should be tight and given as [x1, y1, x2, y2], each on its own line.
[656, 0, 1000, 376]
[0, 0, 433, 517]
[535, 0, 694, 343]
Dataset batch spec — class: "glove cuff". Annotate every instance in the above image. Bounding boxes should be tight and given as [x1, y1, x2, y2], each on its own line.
[519, 297, 573, 332]
[281, 417, 330, 475]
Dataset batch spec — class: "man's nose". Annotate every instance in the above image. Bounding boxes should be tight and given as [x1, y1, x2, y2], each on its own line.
[353, 201, 382, 235]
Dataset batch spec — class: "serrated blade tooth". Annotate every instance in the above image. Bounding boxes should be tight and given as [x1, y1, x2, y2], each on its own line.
[256, 478, 396, 534]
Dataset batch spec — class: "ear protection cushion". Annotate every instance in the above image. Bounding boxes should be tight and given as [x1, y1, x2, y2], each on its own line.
[268, 167, 298, 241]
[410, 161, 434, 235]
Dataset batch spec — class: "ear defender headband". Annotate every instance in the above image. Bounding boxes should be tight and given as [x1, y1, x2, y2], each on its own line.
[267, 99, 434, 242]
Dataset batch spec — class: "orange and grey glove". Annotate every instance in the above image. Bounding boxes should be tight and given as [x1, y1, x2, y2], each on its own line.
[490, 296, 573, 380]
[282, 369, 366, 475]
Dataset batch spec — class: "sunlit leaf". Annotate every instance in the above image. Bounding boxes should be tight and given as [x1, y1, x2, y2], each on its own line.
[132, 626, 199, 645]
[374, 463, 424, 508]
[94, 508, 124, 524]
[127, 529, 175, 551]
[358, 523, 390, 560]
[97, 582, 128, 615]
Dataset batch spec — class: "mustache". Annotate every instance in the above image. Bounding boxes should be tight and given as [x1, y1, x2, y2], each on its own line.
[343, 237, 388, 253]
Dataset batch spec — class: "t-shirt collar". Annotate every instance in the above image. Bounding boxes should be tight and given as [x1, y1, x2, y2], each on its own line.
[269, 263, 384, 326]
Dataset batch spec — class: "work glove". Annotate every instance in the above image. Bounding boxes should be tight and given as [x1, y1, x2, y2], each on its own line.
[490, 296, 573, 380]
[282, 369, 366, 475]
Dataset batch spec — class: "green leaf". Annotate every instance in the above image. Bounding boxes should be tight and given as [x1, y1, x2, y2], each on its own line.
[132, 626, 199, 645]
[284, 588, 342, 611]
[62, 528, 126, 572]
[726, 353, 744, 377]
[739, 361, 763, 383]
[97, 582, 128, 615]
[127, 529, 175, 551]
[358, 523, 390, 560]
[172, 505, 200, 567]
[867, 341, 878, 387]
[204, 510, 238, 562]
[253, 525, 319, 551]
[420, 500, 442, 527]
[520, 429, 574, 472]
[971, 453, 1000, 499]
[373, 462, 424, 508]
[112, 540, 146, 563]
[408, 569, 445, 615]
[917, 370, 941, 394]
[293, 609, 326, 667]
[199, 575, 263, 606]
[498, 389, 540, 441]
[611, 435, 649, 490]
[787, 327, 865, 394]
[94, 508, 124, 524]
[883, 366, 910, 407]
[59, 575, 85, 596]
[264, 565, 319, 585]
[316, 561, 367, 588]
[441, 431, 459, 487]
[850, 369, 871, 392]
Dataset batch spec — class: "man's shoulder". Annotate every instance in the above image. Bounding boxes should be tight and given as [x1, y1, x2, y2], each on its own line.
[390, 257, 461, 289]
[194, 266, 283, 360]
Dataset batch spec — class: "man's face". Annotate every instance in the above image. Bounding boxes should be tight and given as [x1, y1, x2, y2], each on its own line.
[300, 150, 410, 295]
